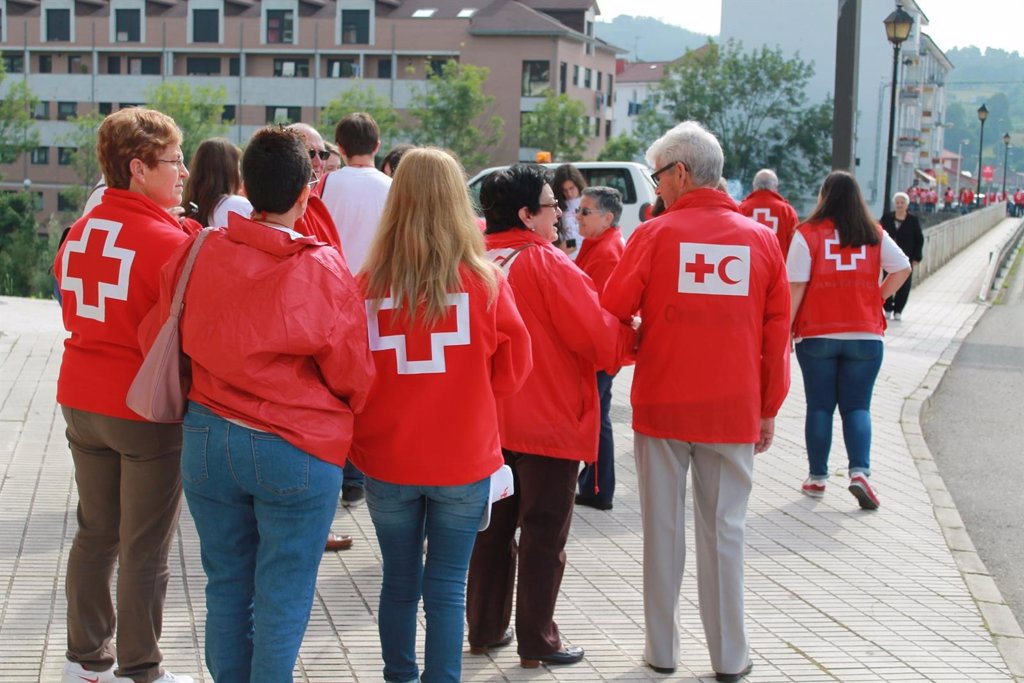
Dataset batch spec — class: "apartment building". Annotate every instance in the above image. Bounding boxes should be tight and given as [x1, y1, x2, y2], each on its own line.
[609, 58, 667, 139]
[0, 0, 620, 219]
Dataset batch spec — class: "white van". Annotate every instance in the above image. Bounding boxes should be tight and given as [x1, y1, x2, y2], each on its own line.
[467, 161, 657, 241]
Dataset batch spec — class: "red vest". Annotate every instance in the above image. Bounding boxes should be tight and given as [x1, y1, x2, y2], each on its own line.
[793, 220, 885, 338]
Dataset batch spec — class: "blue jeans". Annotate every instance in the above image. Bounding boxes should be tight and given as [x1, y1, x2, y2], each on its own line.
[181, 402, 342, 683]
[795, 338, 883, 479]
[343, 460, 365, 489]
[366, 476, 489, 683]
[578, 370, 615, 503]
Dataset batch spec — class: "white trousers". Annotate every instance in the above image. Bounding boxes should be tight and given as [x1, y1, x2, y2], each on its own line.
[635, 433, 753, 673]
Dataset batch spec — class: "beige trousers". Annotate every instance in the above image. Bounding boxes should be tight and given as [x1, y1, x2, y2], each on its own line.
[635, 433, 753, 674]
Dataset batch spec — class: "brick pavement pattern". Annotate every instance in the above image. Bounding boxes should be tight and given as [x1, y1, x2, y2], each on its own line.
[2, 218, 1022, 682]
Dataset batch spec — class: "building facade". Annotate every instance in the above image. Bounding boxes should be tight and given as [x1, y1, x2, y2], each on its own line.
[0, 0, 620, 219]
[609, 58, 666, 139]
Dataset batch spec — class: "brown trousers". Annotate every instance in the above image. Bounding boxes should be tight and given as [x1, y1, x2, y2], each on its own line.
[466, 449, 578, 656]
[62, 407, 183, 683]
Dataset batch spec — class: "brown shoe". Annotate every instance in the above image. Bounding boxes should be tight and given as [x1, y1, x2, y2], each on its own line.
[324, 532, 353, 552]
[469, 628, 513, 655]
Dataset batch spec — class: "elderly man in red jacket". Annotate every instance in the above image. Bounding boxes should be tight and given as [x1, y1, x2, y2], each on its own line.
[738, 168, 800, 259]
[602, 121, 791, 683]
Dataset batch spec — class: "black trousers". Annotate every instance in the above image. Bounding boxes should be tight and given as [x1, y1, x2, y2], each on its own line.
[884, 273, 913, 314]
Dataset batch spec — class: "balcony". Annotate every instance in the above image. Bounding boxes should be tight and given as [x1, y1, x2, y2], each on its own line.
[900, 85, 922, 99]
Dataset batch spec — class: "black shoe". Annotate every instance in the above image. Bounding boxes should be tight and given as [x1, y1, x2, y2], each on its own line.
[648, 662, 676, 674]
[574, 494, 613, 511]
[341, 485, 365, 507]
[716, 661, 753, 682]
[520, 645, 584, 668]
[469, 628, 513, 655]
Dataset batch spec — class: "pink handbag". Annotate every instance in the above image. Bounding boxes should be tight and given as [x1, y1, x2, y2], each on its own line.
[126, 228, 213, 423]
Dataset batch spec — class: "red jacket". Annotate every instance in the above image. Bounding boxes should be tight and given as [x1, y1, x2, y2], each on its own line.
[575, 226, 624, 294]
[602, 189, 791, 444]
[146, 214, 375, 466]
[295, 195, 343, 253]
[486, 229, 635, 461]
[55, 189, 193, 420]
[350, 265, 533, 485]
[738, 189, 800, 259]
[792, 220, 885, 338]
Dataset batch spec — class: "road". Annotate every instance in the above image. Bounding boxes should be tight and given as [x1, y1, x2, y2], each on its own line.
[922, 245, 1024, 625]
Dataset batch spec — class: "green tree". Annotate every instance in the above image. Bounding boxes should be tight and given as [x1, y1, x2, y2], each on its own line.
[407, 60, 503, 169]
[0, 61, 40, 172]
[59, 111, 105, 214]
[640, 39, 832, 201]
[145, 82, 229, 163]
[520, 90, 589, 161]
[598, 132, 646, 162]
[0, 192, 55, 297]
[319, 83, 401, 151]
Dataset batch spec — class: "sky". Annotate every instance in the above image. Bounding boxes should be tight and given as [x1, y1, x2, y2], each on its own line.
[595, 0, 1024, 54]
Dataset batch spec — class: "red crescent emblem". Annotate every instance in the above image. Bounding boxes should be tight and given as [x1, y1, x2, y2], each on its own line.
[718, 255, 742, 285]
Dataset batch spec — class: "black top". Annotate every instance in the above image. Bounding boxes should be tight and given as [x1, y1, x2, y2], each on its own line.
[880, 211, 924, 263]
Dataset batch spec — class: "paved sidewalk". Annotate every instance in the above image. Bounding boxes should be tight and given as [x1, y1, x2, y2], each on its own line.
[1, 218, 1021, 682]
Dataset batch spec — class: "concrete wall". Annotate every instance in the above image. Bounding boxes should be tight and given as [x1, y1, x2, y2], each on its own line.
[915, 203, 1007, 284]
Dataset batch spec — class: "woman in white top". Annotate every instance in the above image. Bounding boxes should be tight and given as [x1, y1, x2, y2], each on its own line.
[787, 171, 911, 510]
[182, 137, 253, 228]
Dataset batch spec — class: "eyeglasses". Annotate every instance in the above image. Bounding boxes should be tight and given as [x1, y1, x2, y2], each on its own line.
[651, 161, 685, 187]
[157, 157, 187, 171]
[574, 207, 604, 216]
[308, 149, 331, 161]
[538, 202, 561, 212]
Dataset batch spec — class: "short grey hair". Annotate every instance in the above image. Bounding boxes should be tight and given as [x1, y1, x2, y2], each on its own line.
[645, 120, 723, 189]
[893, 191, 909, 203]
[752, 169, 779, 191]
[582, 186, 623, 225]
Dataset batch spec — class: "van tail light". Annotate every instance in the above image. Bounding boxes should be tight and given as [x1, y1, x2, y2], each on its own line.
[640, 202, 652, 221]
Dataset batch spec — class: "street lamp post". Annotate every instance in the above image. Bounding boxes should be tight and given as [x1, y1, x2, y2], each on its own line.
[882, 5, 914, 216]
[1002, 133, 1011, 197]
[976, 104, 988, 205]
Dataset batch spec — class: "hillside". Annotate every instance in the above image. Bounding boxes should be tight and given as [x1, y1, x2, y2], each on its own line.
[595, 15, 712, 62]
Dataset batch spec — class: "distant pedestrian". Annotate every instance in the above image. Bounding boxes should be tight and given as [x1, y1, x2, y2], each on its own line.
[790, 172, 911, 510]
[182, 137, 251, 228]
[739, 168, 800, 259]
[552, 163, 586, 256]
[379, 143, 414, 177]
[881, 191, 924, 321]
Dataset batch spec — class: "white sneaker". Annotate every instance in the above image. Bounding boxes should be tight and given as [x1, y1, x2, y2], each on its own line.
[62, 661, 120, 683]
[893, 312, 902, 321]
[149, 673, 195, 683]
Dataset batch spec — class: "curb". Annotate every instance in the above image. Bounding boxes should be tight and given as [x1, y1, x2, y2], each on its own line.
[901, 300, 1024, 681]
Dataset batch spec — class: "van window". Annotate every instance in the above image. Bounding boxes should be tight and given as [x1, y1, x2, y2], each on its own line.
[581, 168, 636, 204]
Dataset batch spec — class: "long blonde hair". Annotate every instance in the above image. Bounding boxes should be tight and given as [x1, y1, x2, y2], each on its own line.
[363, 147, 498, 323]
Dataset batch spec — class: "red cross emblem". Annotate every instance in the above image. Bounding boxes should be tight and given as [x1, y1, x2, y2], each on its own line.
[824, 233, 866, 271]
[60, 219, 136, 322]
[752, 208, 779, 233]
[678, 242, 750, 297]
[367, 292, 471, 374]
[684, 253, 716, 283]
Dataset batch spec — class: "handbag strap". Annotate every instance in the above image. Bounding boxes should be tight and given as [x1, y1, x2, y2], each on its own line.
[169, 228, 214, 318]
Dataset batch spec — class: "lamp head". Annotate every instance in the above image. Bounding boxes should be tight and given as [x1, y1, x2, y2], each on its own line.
[978, 104, 989, 122]
[1004, 133, 1011, 146]
[883, 4, 914, 46]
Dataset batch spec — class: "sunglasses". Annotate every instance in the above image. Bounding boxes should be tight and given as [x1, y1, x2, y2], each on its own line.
[308, 149, 331, 161]
[574, 207, 604, 216]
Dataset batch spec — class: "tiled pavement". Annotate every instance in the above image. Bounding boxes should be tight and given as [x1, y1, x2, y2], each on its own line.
[1, 217, 1022, 683]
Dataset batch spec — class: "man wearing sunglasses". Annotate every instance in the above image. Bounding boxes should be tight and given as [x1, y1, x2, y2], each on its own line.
[602, 121, 790, 683]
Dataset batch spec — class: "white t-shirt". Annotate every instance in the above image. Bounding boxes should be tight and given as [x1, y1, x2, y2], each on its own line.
[319, 166, 392, 272]
[209, 194, 253, 228]
[787, 229, 911, 342]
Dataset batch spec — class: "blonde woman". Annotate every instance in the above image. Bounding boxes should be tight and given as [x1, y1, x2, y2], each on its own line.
[350, 148, 532, 683]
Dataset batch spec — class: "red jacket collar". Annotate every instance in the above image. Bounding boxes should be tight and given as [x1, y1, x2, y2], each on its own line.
[99, 188, 187, 231]
[666, 187, 740, 214]
[485, 228, 554, 249]
[742, 189, 787, 205]
[226, 212, 323, 256]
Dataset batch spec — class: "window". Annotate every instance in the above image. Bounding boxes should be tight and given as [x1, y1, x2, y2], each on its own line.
[559, 62, 567, 94]
[521, 60, 549, 97]
[187, 57, 221, 75]
[327, 58, 358, 78]
[115, 9, 141, 42]
[39, 55, 53, 73]
[412, 9, 436, 18]
[127, 57, 160, 75]
[594, 117, 601, 137]
[58, 193, 78, 212]
[429, 59, 447, 77]
[266, 9, 293, 44]
[107, 56, 121, 74]
[57, 102, 77, 120]
[341, 9, 369, 44]
[31, 147, 50, 165]
[573, 65, 579, 86]
[605, 120, 612, 139]
[68, 55, 84, 73]
[98, 102, 113, 115]
[266, 106, 301, 125]
[273, 58, 309, 77]
[221, 105, 236, 123]
[579, 167, 637, 204]
[32, 192, 43, 211]
[229, 57, 240, 76]
[597, 72, 603, 91]
[193, 9, 219, 43]
[59, 147, 75, 165]
[457, 8, 476, 18]
[377, 58, 392, 79]
[31, 102, 50, 120]
[2, 54, 23, 73]
[607, 73, 613, 97]
[584, 68, 592, 89]
[585, 20, 594, 55]
[46, 8, 71, 41]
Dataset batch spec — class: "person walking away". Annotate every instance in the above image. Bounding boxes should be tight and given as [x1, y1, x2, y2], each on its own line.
[880, 191, 923, 321]
[790, 171, 911, 509]
[602, 121, 791, 682]
[738, 168, 800, 260]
